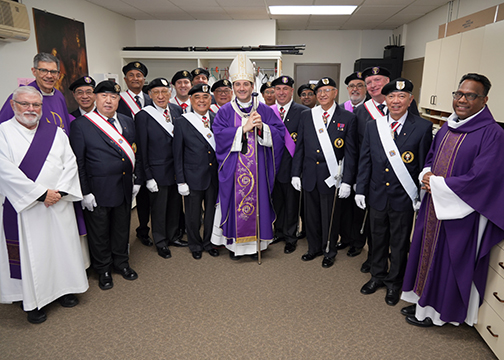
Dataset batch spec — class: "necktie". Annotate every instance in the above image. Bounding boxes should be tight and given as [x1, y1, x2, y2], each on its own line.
[181, 103, 188, 113]
[202, 116, 209, 128]
[279, 107, 285, 120]
[323, 111, 329, 126]
[391, 121, 400, 140]
[107, 118, 115, 125]
[135, 95, 141, 108]
[163, 109, 170, 122]
[377, 103, 385, 114]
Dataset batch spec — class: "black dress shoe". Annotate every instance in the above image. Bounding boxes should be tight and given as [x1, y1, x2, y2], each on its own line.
[284, 242, 297, 254]
[99, 272, 113, 290]
[401, 304, 416, 316]
[321, 256, 335, 268]
[116, 266, 138, 280]
[58, 294, 79, 308]
[207, 248, 219, 257]
[360, 262, 371, 273]
[406, 315, 434, 327]
[192, 251, 202, 260]
[157, 246, 172, 259]
[270, 236, 283, 244]
[301, 251, 324, 261]
[360, 279, 385, 294]
[336, 242, 348, 250]
[229, 251, 241, 260]
[347, 246, 363, 257]
[26, 308, 47, 324]
[385, 288, 400, 306]
[138, 235, 153, 247]
[169, 238, 189, 247]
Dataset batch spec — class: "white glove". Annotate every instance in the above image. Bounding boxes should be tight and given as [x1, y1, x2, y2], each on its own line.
[355, 194, 366, 210]
[81, 193, 97, 212]
[132, 184, 141, 199]
[338, 183, 351, 198]
[146, 179, 159, 193]
[178, 183, 190, 196]
[291, 177, 301, 192]
[413, 200, 421, 212]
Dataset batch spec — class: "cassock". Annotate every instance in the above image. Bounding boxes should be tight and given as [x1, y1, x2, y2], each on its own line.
[0, 81, 72, 135]
[0, 118, 88, 311]
[402, 106, 504, 326]
[211, 101, 285, 255]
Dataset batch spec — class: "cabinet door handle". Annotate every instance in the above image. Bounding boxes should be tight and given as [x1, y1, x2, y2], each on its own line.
[433, 95, 437, 105]
[487, 326, 499, 338]
[499, 261, 504, 270]
[493, 292, 504, 303]
[430, 95, 434, 105]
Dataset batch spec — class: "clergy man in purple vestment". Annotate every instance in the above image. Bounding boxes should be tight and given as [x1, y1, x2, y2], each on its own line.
[211, 54, 285, 259]
[401, 73, 504, 327]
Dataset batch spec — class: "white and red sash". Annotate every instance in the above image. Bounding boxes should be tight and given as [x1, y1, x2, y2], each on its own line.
[363, 99, 385, 120]
[210, 104, 220, 113]
[182, 112, 216, 150]
[84, 112, 135, 170]
[120, 91, 141, 116]
[143, 105, 174, 136]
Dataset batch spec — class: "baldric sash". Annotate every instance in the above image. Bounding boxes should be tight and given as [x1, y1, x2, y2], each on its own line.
[143, 105, 174, 136]
[84, 112, 136, 170]
[311, 107, 343, 188]
[120, 91, 141, 116]
[375, 115, 418, 204]
[182, 112, 216, 150]
[363, 99, 385, 120]
[270, 105, 296, 157]
[3, 119, 57, 279]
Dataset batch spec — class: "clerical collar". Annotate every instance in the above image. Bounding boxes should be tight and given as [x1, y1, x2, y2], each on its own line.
[448, 106, 486, 129]
[237, 99, 252, 109]
[40, 88, 55, 96]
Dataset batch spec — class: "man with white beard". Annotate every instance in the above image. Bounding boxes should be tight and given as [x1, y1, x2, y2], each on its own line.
[0, 86, 88, 324]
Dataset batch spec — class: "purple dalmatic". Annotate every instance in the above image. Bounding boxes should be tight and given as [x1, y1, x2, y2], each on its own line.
[0, 81, 72, 135]
[402, 106, 504, 324]
[213, 101, 285, 244]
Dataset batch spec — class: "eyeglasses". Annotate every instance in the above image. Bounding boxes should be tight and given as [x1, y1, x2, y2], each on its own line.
[348, 84, 365, 89]
[75, 90, 94, 97]
[13, 100, 42, 109]
[300, 92, 314, 98]
[317, 88, 336, 95]
[452, 91, 484, 101]
[214, 89, 231, 94]
[35, 68, 60, 76]
[150, 89, 170, 96]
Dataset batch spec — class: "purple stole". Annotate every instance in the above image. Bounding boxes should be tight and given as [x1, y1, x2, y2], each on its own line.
[413, 130, 466, 296]
[3, 120, 57, 279]
[232, 112, 258, 244]
[270, 105, 296, 157]
[344, 100, 354, 113]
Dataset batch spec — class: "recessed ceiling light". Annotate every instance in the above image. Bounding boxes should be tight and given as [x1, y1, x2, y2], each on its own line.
[269, 5, 357, 15]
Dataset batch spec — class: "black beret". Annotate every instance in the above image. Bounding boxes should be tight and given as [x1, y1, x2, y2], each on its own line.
[191, 68, 210, 80]
[313, 77, 337, 93]
[69, 76, 96, 91]
[171, 70, 193, 85]
[211, 79, 232, 92]
[344, 71, 364, 85]
[361, 66, 391, 79]
[260, 81, 273, 94]
[381, 78, 414, 95]
[297, 83, 316, 97]
[94, 80, 121, 94]
[122, 61, 148, 77]
[147, 77, 171, 91]
[271, 75, 294, 88]
[188, 83, 211, 96]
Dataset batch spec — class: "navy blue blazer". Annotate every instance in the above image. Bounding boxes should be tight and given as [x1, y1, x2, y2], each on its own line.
[276, 102, 309, 184]
[69, 111, 138, 207]
[117, 91, 153, 119]
[135, 103, 183, 186]
[292, 103, 358, 195]
[355, 112, 432, 212]
[173, 112, 218, 192]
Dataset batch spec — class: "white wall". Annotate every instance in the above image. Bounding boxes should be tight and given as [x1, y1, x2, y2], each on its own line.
[0, 0, 135, 103]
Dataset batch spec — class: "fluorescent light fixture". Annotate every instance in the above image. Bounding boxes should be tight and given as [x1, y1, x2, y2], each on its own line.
[269, 5, 357, 15]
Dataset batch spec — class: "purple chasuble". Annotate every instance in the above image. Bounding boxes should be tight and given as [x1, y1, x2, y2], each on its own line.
[0, 81, 72, 135]
[3, 119, 57, 279]
[213, 101, 285, 243]
[402, 106, 504, 323]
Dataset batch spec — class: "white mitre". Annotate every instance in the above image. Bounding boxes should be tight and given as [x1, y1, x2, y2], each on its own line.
[229, 53, 255, 83]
